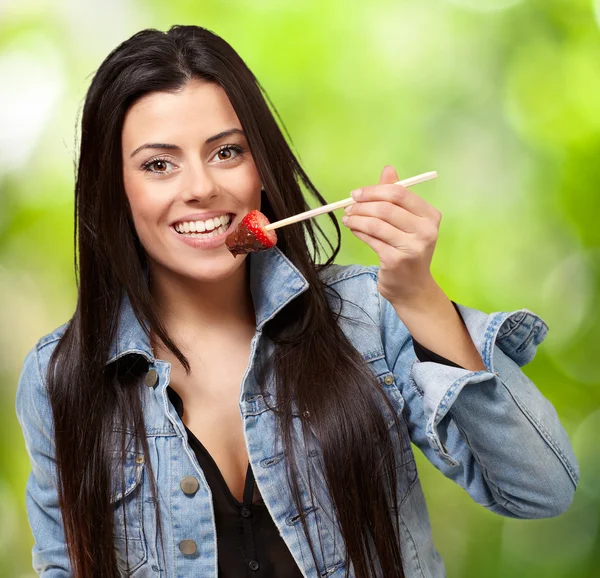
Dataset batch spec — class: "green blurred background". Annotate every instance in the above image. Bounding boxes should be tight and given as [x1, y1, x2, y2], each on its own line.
[2, 0, 599, 576]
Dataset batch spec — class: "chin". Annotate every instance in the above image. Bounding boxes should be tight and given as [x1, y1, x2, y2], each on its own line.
[174, 253, 247, 283]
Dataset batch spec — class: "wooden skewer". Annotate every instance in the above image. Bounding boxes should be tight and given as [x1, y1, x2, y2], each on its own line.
[264, 171, 438, 231]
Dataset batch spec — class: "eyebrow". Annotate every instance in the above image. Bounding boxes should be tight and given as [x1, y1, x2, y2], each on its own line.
[129, 128, 245, 158]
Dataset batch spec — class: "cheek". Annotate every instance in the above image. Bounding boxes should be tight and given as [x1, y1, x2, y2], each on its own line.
[124, 182, 167, 242]
[236, 162, 262, 204]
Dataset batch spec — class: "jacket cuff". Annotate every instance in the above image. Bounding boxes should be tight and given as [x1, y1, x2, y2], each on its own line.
[410, 305, 549, 465]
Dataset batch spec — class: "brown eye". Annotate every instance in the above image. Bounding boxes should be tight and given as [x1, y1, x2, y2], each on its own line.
[212, 144, 244, 164]
[142, 157, 174, 175]
[152, 160, 168, 171]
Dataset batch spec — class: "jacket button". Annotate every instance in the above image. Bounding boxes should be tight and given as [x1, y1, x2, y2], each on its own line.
[135, 454, 145, 464]
[178, 540, 197, 555]
[144, 369, 159, 387]
[240, 507, 251, 518]
[383, 375, 394, 385]
[248, 560, 259, 571]
[180, 476, 199, 495]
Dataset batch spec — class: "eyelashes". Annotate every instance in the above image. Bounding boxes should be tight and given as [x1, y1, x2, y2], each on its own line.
[213, 144, 245, 163]
[141, 144, 245, 176]
[141, 157, 174, 175]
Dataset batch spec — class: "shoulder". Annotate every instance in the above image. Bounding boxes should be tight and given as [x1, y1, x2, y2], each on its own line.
[36, 320, 70, 364]
[16, 321, 72, 441]
[316, 263, 381, 326]
[37, 321, 70, 352]
[18, 320, 71, 389]
[317, 262, 379, 288]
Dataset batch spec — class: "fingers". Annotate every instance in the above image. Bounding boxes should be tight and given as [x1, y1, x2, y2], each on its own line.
[345, 167, 440, 300]
[349, 228, 397, 260]
[379, 164, 400, 186]
[344, 201, 421, 233]
[351, 183, 441, 223]
[342, 214, 413, 248]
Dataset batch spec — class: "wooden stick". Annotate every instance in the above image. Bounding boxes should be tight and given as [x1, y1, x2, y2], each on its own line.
[264, 171, 438, 231]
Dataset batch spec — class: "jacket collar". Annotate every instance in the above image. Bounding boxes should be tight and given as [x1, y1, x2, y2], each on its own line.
[105, 246, 309, 365]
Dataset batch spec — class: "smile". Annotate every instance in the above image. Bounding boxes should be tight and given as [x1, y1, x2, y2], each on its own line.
[173, 214, 233, 238]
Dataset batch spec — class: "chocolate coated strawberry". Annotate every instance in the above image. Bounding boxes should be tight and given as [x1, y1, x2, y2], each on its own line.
[225, 209, 277, 257]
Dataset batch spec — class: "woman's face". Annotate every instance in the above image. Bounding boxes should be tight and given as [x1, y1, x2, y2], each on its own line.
[121, 78, 262, 283]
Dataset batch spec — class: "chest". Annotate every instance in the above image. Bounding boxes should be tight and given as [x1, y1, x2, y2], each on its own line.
[166, 336, 255, 503]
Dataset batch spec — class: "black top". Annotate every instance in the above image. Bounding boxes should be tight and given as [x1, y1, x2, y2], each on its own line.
[168, 387, 304, 577]
[167, 325, 466, 577]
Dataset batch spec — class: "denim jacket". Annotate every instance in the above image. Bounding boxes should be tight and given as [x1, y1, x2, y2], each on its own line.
[16, 246, 578, 577]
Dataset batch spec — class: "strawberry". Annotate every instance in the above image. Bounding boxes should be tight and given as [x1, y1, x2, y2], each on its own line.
[225, 209, 277, 257]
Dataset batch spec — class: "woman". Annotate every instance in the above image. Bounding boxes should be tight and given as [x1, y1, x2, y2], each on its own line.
[16, 25, 578, 578]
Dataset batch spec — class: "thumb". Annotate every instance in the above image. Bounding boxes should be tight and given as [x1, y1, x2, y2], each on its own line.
[379, 164, 400, 185]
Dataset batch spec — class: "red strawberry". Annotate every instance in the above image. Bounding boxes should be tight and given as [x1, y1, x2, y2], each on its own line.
[225, 209, 277, 257]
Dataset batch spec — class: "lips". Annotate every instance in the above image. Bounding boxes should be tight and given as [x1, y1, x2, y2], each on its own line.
[169, 219, 234, 249]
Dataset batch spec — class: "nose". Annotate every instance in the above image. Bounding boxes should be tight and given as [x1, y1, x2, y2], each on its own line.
[179, 160, 219, 203]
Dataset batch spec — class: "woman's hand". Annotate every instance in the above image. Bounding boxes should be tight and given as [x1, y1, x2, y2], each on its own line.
[342, 165, 442, 306]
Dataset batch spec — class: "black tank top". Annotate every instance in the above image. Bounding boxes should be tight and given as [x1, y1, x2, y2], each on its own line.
[167, 386, 304, 578]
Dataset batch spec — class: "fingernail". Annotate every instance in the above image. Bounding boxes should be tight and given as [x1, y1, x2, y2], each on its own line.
[344, 205, 352, 214]
[351, 188, 362, 200]
[341, 215, 349, 224]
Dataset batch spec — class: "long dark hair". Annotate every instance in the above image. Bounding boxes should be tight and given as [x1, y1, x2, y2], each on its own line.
[47, 25, 408, 577]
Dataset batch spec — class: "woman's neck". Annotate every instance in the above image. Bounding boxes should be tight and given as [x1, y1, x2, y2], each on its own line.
[148, 259, 256, 352]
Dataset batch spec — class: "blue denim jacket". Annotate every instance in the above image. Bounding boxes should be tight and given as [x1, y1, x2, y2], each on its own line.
[16, 246, 578, 577]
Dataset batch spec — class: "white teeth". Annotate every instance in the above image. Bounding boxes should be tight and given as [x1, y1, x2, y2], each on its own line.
[174, 214, 231, 233]
[178, 224, 227, 239]
[175, 214, 233, 240]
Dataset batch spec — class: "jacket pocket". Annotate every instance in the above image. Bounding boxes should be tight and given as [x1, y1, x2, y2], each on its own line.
[110, 449, 148, 575]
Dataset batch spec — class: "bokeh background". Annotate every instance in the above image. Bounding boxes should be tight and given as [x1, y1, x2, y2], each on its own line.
[2, 0, 599, 576]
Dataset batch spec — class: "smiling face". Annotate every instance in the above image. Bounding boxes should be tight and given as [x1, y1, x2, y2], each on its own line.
[121, 78, 262, 284]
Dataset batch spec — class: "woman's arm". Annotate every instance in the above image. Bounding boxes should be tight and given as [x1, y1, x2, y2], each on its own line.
[16, 345, 72, 576]
[342, 164, 578, 518]
[379, 289, 579, 519]
[390, 278, 487, 371]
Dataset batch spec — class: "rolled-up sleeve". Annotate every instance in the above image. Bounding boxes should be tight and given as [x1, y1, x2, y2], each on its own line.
[380, 295, 579, 519]
[15, 345, 72, 576]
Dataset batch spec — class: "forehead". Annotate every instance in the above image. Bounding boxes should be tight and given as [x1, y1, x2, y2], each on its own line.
[122, 79, 241, 146]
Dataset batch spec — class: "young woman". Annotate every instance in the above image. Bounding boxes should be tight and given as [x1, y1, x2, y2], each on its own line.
[16, 25, 578, 578]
